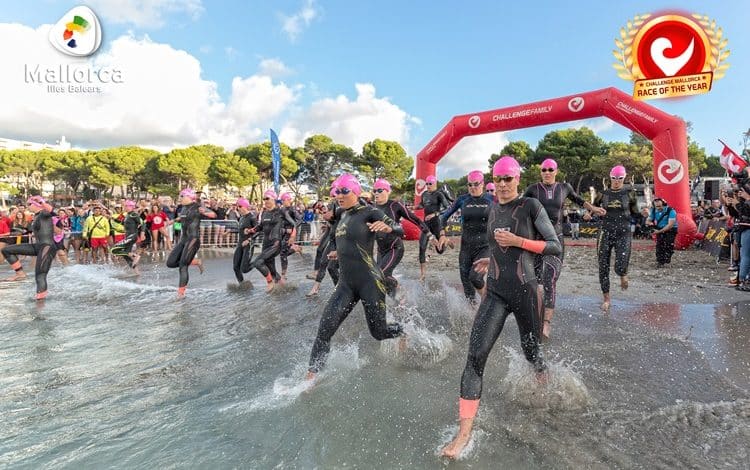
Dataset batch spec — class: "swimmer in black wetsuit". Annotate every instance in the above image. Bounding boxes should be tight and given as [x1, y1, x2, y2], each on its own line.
[166, 188, 215, 297]
[306, 173, 405, 380]
[231, 197, 257, 287]
[441, 157, 561, 459]
[372, 178, 429, 298]
[585, 165, 639, 311]
[523, 158, 605, 339]
[306, 195, 342, 297]
[246, 190, 298, 293]
[1, 196, 57, 300]
[110, 200, 146, 273]
[440, 170, 494, 304]
[417, 175, 451, 281]
[279, 193, 302, 280]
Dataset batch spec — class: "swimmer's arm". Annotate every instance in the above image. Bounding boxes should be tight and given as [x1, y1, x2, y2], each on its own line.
[398, 202, 430, 233]
[527, 204, 561, 255]
[439, 195, 464, 226]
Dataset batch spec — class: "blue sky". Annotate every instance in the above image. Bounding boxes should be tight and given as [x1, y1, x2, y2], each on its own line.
[0, 0, 747, 178]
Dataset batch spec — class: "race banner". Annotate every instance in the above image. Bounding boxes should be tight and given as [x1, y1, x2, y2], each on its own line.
[698, 219, 730, 259]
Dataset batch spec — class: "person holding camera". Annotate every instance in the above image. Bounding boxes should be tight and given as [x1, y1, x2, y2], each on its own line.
[725, 187, 750, 290]
[646, 198, 677, 267]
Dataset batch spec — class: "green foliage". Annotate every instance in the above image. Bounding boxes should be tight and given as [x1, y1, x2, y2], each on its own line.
[490, 141, 534, 169]
[296, 135, 356, 197]
[158, 144, 220, 187]
[208, 153, 259, 189]
[357, 139, 413, 186]
[701, 156, 726, 177]
[234, 141, 300, 179]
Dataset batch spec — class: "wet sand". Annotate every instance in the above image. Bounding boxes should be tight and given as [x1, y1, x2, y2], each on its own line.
[405, 237, 747, 305]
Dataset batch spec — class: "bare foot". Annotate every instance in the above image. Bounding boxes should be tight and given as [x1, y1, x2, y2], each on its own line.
[536, 369, 550, 385]
[196, 260, 204, 275]
[265, 282, 275, 293]
[177, 286, 186, 298]
[3, 272, 27, 282]
[440, 430, 472, 459]
[305, 371, 316, 382]
[620, 275, 628, 290]
[600, 300, 610, 311]
[419, 264, 426, 282]
[542, 320, 551, 341]
[131, 254, 141, 268]
[398, 334, 408, 353]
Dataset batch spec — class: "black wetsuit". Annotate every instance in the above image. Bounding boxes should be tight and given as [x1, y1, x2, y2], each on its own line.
[279, 206, 299, 274]
[314, 204, 342, 285]
[232, 212, 258, 283]
[524, 182, 587, 308]
[593, 189, 639, 294]
[111, 211, 144, 268]
[375, 199, 429, 297]
[441, 193, 494, 301]
[2, 210, 56, 294]
[308, 203, 404, 373]
[417, 189, 450, 263]
[248, 208, 296, 282]
[460, 197, 560, 400]
[166, 203, 205, 288]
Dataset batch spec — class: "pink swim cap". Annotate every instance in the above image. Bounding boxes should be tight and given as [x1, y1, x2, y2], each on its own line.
[280, 192, 293, 202]
[425, 175, 437, 184]
[541, 158, 558, 170]
[610, 165, 627, 178]
[467, 170, 484, 183]
[124, 200, 136, 209]
[492, 156, 521, 178]
[263, 189, 278, 200]
[236, 197, 250, 209]
[26, 196, 46, 207]
[373, 178, 391, 191]
[486, 183, 496, 191]
[335, 173, 362, 196]
[179, 188, 196, 201]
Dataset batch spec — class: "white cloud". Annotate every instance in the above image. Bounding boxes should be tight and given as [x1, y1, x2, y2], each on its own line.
[0, 23, 416, 157]
[0, 23, 297, 151]
[280, 83, 415, 153]
[280, 0, 319, 41]
[87, 0, 204, 28]
[570, 117, 615, 134]
[258, 58, 293, 78]
[437, 133, 510, 180]
[224, 46, 239, 59]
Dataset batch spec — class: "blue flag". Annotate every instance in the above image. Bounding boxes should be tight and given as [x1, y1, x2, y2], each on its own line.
[270, 129, 281, 195]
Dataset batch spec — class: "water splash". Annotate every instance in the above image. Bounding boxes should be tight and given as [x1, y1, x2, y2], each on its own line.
[435, 424, 487, 460]
[501, 348, 591, 411]
[380, 303, 453, 368]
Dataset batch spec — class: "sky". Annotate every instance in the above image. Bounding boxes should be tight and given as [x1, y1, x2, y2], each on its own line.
[0, 0, 748, 179]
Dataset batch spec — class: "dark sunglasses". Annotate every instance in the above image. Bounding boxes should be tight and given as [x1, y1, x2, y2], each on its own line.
[263, 197, 274, 201]
[373, 188, 387, 194]
[425, 182, 435, 186]
[493, 175, 515, 183]
[467, 182, 482, 188]
[487, 189, 495, 192]
[335, 188, 352, 195]
[541, 168, 555, 173]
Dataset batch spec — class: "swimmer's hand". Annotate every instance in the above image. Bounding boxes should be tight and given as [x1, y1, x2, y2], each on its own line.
[592, 207, 607, 217]
[367, 221, 392, 233]
[473, 258, 489, 274]
[494, 230, 521, 247]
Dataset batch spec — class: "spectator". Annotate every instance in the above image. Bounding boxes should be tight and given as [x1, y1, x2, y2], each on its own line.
[728, 187, 750, 290]
[646, 198, 678, 267]
[146, 203, 171, 252]
[568, 208, 581, 240]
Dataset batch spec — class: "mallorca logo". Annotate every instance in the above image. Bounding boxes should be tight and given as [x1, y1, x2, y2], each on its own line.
[49, 6, 102, 57]
[612, 12, 730, 100]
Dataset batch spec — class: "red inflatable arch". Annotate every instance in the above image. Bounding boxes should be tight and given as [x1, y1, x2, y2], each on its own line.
[409, 87, 697, 249]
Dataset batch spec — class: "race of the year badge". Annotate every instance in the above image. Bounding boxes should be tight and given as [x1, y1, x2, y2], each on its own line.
[612, 12, 730, 100]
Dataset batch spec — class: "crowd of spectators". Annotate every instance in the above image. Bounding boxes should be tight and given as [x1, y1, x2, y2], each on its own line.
[0, 193, 335, 267]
